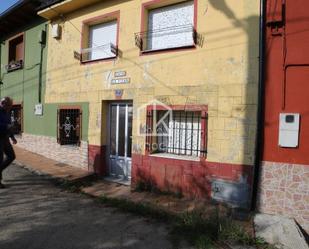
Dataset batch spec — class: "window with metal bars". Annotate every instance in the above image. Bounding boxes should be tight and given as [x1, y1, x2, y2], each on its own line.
[57, 108, 81, 145]
[10, 104, 23, 135]
[146, 109, 207, 157]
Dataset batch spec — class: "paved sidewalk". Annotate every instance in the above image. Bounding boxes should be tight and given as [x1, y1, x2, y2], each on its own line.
[14, 146, 93, 182]
[14, 146, 216, 215]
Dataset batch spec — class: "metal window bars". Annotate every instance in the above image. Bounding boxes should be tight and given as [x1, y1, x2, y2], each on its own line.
[154, 110, 206, 157]
[80, 43, 118, 62]
[10, 105, 22, 135]
[57, 109, 81, 146]
[135, 24, 203, 52]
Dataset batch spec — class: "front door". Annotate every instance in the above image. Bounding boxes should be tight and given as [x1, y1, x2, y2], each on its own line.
[109, 103, 133, 181]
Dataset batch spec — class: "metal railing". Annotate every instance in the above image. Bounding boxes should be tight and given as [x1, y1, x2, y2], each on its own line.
[135, 24, 202, 52]
[80, 43, 118, 62]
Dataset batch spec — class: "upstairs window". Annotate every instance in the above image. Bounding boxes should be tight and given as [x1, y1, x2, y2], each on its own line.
[136, 1, 196, 52]
[6, 34, 24, 72]
[81, 13, 119, 63]
[57, 108, 82, 146]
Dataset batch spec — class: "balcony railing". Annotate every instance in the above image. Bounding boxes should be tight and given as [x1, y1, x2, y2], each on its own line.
[6, 60, 23, 72]
[80, 43, 118, 62]
[135, 24, 203, 52]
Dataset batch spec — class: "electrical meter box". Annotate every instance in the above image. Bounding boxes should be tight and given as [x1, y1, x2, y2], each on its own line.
[52, 24, 61, 39]
[278, 113, 300, 148]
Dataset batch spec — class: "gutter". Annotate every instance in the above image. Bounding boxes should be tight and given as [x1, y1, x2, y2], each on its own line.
[251, 0, 267, 211]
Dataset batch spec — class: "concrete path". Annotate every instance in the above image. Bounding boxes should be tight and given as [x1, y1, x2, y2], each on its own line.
[0, 164, 177, 249]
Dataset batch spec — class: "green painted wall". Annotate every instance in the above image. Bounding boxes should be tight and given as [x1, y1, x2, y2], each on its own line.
[0, 20, 89, 141]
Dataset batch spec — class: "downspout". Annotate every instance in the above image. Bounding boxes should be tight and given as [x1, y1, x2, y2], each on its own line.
[38, 24, 47, 104]
[251, 0, 266, 211]
[0, 39, 5, 98]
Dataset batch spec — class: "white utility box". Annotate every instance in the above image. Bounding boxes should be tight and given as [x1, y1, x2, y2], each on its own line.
[278, 113, 300, 148]
[52, 24, 61, 39]
[34, 104, 43, 116]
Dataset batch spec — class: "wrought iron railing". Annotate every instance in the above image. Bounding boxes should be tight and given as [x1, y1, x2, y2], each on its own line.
[135, 24, 203, 52]
[80, 43, 118, 62]
[6, 60, 23, 72]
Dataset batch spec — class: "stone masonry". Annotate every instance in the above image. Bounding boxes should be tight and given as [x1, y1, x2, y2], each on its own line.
[16, 133, 88, 170]
[257, 161, 309, 233]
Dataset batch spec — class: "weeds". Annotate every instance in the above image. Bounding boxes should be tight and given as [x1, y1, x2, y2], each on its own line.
[60, 180, 275, 249]
[99, 195, 174, 222]
[134, 180, 183, 198]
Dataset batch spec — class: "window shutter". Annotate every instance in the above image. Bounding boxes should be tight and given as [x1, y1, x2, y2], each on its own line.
[200, 111, 208, 158]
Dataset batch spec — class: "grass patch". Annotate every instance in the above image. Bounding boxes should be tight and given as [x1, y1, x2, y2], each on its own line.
[134, 180, 183, 198]
[170, 209, 275, 249]
[99, 195, 174, 222]
[57, 178, 93, 193]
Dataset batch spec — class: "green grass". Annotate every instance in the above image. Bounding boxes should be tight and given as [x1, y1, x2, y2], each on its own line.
[99, 195, 175, 222]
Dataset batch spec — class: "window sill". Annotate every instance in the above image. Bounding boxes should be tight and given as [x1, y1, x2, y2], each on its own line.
[149, 153, 200, 162]
[141, 45, 196, 55]
[81, 56, 117, 65]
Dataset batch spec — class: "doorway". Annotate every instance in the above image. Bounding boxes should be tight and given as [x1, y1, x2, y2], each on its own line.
[108, 102, 133, 183]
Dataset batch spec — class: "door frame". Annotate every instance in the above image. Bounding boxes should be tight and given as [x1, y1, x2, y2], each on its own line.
[106, 100, 133, 179]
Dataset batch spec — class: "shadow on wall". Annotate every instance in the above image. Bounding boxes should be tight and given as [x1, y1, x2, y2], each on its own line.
[207, 0, 259, 208]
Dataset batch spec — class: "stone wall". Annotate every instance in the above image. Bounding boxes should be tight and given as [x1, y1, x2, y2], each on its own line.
[16, 133, 89, 170]
[257, 161, 309, 233]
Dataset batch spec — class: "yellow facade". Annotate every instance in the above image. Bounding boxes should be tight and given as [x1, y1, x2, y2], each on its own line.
[41, 0, 260, 166]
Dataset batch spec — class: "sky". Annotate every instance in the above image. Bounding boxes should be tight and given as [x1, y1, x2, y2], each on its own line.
[0, 0, 20, 15]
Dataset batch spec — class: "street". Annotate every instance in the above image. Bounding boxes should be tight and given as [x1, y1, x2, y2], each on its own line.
[0, 164, 176, 249]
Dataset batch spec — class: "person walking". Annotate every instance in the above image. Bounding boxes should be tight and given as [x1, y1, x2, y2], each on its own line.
[0, 97, 17, 188]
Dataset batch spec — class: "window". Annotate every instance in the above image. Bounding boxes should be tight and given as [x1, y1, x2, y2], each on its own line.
[136, 1, 196, 52]
[10, 104, 23, 135]
[81, 13, 119, 63]
[57, 108, 81, 145]
[6, 34, 24, 72]
[146, 108, 207, 158]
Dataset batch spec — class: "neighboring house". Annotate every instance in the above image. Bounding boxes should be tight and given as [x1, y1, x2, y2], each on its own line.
[0, 0, 89, 169]
[38, 0, 260, 208]
[258, 0, 309, 233]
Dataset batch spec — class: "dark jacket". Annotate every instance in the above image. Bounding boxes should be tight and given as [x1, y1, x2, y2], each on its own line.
[0, 107, 14, 138]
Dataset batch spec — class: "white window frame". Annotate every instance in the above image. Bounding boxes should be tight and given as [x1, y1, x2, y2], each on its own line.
[83, 20, 118, 61]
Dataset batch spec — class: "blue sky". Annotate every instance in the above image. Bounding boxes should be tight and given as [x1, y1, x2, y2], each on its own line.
[0, 0, 20, 15]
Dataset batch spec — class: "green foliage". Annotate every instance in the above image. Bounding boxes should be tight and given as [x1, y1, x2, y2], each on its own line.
[99, 195, 174, 222]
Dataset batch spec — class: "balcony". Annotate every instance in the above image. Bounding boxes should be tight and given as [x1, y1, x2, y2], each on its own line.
[80, 43, 118, 63]
[135, 24, 202, 53]
[5, 60, 23, 72]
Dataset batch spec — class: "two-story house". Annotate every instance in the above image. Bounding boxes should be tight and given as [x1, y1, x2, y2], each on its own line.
[36, 0, 260, 208]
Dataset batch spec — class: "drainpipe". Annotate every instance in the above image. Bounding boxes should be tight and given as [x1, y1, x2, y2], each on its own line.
[251, 0, 266, 211]
[38, 24, 47, 104]
[0, 39, 4, 98]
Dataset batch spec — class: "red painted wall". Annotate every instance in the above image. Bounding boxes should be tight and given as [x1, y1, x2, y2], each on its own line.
[132, 154, 253, 199]
[88, 145, 107, 175]
[263, 0, 309, 164]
